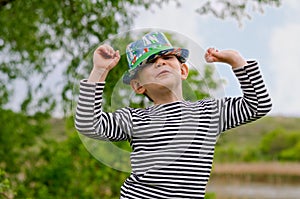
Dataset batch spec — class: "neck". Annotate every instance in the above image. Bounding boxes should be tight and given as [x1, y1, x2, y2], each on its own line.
[147, 86, 184, 105]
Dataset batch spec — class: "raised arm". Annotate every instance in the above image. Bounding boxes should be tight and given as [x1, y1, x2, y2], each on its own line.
[205, 48, 272, 132]
[75, 45, 132, 141]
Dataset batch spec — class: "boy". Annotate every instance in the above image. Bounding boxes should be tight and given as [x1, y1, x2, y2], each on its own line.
[75, 32, 272, 198]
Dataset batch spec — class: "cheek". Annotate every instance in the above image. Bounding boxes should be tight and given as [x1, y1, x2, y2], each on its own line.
[137, 69, 152, 84]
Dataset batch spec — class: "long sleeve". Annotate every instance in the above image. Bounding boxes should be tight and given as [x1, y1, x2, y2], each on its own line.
[75, 80, 132, 141]
[218, 60, 272, 132]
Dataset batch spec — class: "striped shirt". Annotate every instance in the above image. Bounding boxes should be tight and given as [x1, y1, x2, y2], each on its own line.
[75, 61, 272, 199]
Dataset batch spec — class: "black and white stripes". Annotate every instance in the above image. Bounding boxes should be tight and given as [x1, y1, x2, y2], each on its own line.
[75, 60, 272, 199]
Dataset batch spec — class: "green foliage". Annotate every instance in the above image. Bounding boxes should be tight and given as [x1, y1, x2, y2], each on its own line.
[0, 0, 170, 115]
[0, 113, 128, 199]
[0, 169, 15, 199]
[279, 141, 300, 161]
[0, 108, 49, 173]
[259, 128, 300, 161]
[205, 192, 216, 199]
[18, 132, 127, 199]
[214, 117, 300, 162]
[183, 66, 222, 101]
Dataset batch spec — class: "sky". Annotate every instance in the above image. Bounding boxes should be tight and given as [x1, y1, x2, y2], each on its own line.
[132, 0, 300, 117]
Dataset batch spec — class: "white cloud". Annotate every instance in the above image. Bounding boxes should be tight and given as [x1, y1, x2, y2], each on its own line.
[269, 23, 300, 116]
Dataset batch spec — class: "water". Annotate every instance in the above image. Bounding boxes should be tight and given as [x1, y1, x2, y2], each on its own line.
[207, 182, 300, 199]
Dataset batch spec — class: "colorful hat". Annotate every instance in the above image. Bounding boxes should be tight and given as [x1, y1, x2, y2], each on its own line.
[123, 32, 189, 84]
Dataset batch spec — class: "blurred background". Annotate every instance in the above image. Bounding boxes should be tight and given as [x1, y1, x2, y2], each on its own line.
[1, 0, 299, 198]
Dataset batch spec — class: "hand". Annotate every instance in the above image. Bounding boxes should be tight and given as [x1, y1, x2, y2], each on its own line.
[88, 44, 120, 82]
[205, 48, 247, 69]
[93, 44, 120, 71]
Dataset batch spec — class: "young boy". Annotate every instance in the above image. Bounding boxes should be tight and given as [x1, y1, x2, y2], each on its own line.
[75, 32, 272, 199]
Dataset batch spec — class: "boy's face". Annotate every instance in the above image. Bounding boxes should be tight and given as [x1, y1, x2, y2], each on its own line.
[130, 54, 189, 95]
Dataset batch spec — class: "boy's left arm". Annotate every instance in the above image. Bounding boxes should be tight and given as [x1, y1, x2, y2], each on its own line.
[218, 60, 272, 131]
[205, 48, 272, 132]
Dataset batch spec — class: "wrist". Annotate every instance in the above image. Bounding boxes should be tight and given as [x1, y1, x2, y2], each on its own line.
[229, 55, 247, 69]
[231, 60, 248, 69]
[88, 68, 110, 82]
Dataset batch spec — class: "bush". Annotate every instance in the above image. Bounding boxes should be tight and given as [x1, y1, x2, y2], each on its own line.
[15, 118, 128, 199]
[259, 128, 300, 161]
[214, 126, 300, 162]
[279, 141, 300, 161]
[0, 111, 128, 199]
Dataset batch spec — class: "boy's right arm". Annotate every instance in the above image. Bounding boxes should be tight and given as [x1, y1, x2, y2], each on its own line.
[75, 45, 132, 141]
[88, 44, 120, 82]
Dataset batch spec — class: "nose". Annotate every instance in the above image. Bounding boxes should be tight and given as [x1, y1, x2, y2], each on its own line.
[155, 57, 166, 68]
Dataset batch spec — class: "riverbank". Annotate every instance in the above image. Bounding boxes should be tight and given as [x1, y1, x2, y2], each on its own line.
[207, 162, 300, 199]
[210, 162, 300, 183]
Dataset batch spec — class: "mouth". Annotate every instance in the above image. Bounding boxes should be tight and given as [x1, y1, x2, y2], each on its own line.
[156, 70, 170, 77]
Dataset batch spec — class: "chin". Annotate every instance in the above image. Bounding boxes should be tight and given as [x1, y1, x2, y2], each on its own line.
[150, 78, 180, 90]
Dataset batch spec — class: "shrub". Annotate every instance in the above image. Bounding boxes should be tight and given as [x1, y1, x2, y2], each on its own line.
[259, 128, 300, 161]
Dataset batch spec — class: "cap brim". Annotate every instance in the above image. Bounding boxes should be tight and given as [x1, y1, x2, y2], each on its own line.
[123, 47, 189, 84]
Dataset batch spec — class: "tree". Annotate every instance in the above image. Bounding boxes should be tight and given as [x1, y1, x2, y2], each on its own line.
[0, 0, 281, 115]
[196, 0, 281, 26]
[0, 169, 15, 199]
[0, 0, 171, 115]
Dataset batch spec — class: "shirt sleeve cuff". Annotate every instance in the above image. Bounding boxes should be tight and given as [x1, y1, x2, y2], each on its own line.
[80, 79, 106, 86]
[233, 60, 257, 72]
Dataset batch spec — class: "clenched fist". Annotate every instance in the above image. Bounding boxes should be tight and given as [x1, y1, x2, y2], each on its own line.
[88, 44, 121, 82]
[93, 44, 121, 71]
[205, 48, 247, 69]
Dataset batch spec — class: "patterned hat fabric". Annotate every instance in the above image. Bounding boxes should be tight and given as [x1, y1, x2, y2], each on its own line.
[123, 32, 189, 84]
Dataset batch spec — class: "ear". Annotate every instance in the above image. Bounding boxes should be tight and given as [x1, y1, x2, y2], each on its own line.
[130, 79, 146, 94]
[180, 63, 189, 80]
